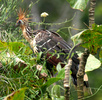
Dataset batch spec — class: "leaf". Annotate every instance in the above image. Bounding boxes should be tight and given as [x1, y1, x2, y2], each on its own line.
[0, 40, 32, 55]
[71, 30, 85, 45]
[55, 96, 64, 100]
[77, 51, 101, 72]
[56, 63, 62, 72]
[51, 85, 60, 98]
[8, 42, 32, 55]
[81, 25, 102, 54]
[71, 25, 102, 54]
[66, 0, 89, 11]
[56, 68, 65, 79]
[85, 54, 101, 72]
[4, 87, 27, 100]
[0, 41, 7, 51]
[36, 52, 43, 62]
[41, 77, 62, 93]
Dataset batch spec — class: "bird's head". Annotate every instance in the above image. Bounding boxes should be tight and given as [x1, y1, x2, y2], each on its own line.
[16, 8, 29, 29]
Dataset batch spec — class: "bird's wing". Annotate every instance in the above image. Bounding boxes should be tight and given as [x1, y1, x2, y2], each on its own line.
[33, 29, 79, 64]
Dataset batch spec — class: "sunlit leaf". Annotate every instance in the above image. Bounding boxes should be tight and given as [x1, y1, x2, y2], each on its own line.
[77, 52, 101, 72]
[66, 0, 89, 11]
[4, 87, 27, 100]
[0, 40, 32, 55]
[85, 54, 101, 72]
[0, 41, 7, 51]
[8, 42, 32, 55]
[56, 63, 62, 72]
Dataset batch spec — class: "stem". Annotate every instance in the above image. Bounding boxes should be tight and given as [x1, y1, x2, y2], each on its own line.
[89, 0, 96, 29]
[64, 59, 72, 100]
[77, 49, 90, 100]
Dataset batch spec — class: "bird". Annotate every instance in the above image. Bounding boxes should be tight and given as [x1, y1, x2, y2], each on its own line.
[16, 8, 89, 87]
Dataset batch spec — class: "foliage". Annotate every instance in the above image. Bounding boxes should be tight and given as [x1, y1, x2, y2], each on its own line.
[76, 52, 101, 72]
[71, 24, 102, 63]
[4, 87, 27, 100]
[0, 0, 102, 100]
[0, 0, 67, 99]
[66, 0, 89, 11]
[71, 24, 102, 72]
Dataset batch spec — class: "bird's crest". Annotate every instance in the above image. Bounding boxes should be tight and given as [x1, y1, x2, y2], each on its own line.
[17, 8, 29, 21]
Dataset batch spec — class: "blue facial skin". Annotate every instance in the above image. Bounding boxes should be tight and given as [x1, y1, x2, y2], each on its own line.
[16, 20, 24, 27]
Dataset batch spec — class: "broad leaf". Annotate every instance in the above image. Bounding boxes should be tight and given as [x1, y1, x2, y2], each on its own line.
[51, 85, 61, 98]
[71, 30, 85, 45]
[77, 52, 101, 72]
[71, 25, 102, 54]
[56, 63, 62, 72]
[66, 0, 89, 11]
[0, 41, 8, 51]
[56, 68, 65, 79]
[85, 54, 101, 72]
[0, 40, 32, 55]
[41, 77, 62, 93]
[4, 87, 27, 100]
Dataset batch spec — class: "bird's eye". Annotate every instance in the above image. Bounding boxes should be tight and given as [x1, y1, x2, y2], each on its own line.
[18, 20, 23, 24]
[18, 20, 21, 23]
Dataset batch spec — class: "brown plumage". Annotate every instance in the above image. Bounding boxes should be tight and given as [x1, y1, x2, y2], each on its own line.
[16, 8, 89, 87]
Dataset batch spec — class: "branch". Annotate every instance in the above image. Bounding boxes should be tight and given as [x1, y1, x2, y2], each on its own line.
[89, 0, 96, 28]
[77, 49, 90, 100]
[64, 59, 72, 100]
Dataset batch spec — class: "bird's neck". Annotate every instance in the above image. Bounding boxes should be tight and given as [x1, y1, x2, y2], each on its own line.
[21, 25, 34, 42]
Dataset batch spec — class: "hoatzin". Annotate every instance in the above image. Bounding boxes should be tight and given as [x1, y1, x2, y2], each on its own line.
[16, 8, 89, 87]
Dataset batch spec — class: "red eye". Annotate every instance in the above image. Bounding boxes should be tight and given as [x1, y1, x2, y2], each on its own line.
[18, 20, 22, 23]
[18, 20, 24, 24]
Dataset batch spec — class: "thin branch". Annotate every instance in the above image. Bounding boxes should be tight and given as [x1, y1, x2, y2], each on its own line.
[64, 59, 72, 100]
[77, 0, 96, 99]
[77, 49, 90, 100]
[89, 0, 96, 29]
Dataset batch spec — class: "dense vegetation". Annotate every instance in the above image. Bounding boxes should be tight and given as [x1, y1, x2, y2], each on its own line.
[0, 0, 102, 100]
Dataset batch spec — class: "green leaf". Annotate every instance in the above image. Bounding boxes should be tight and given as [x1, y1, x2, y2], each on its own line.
[36, 52, 43, 62]
[77, 51, 101, 72]
[0, 40, 32, 55]
[81, 25, 102, 54]
[56, 63, 62, 72]
[85, 54, 101, 72]
[56, 68, 65, 79]
[0, 41, 8, 51]
[8, 42, 32, 55]
[71, 25, 102, 54]
[41, 77, 62, 93]
[66, 0, 89, 11]
[51, 85, 60, 98]
[4, 87, 27, 100]
[55, 96, 64, 100]
[71, 30, 85, 45]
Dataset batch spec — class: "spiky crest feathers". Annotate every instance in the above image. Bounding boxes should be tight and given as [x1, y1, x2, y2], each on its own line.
[17, 8, 30, 21]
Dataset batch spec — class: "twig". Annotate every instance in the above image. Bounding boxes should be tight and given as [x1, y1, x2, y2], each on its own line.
[64, 59, 72, 100]
[77, 0, 96, 99]
[77, 49, 89, 100]
[89, 0, 96, 29]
